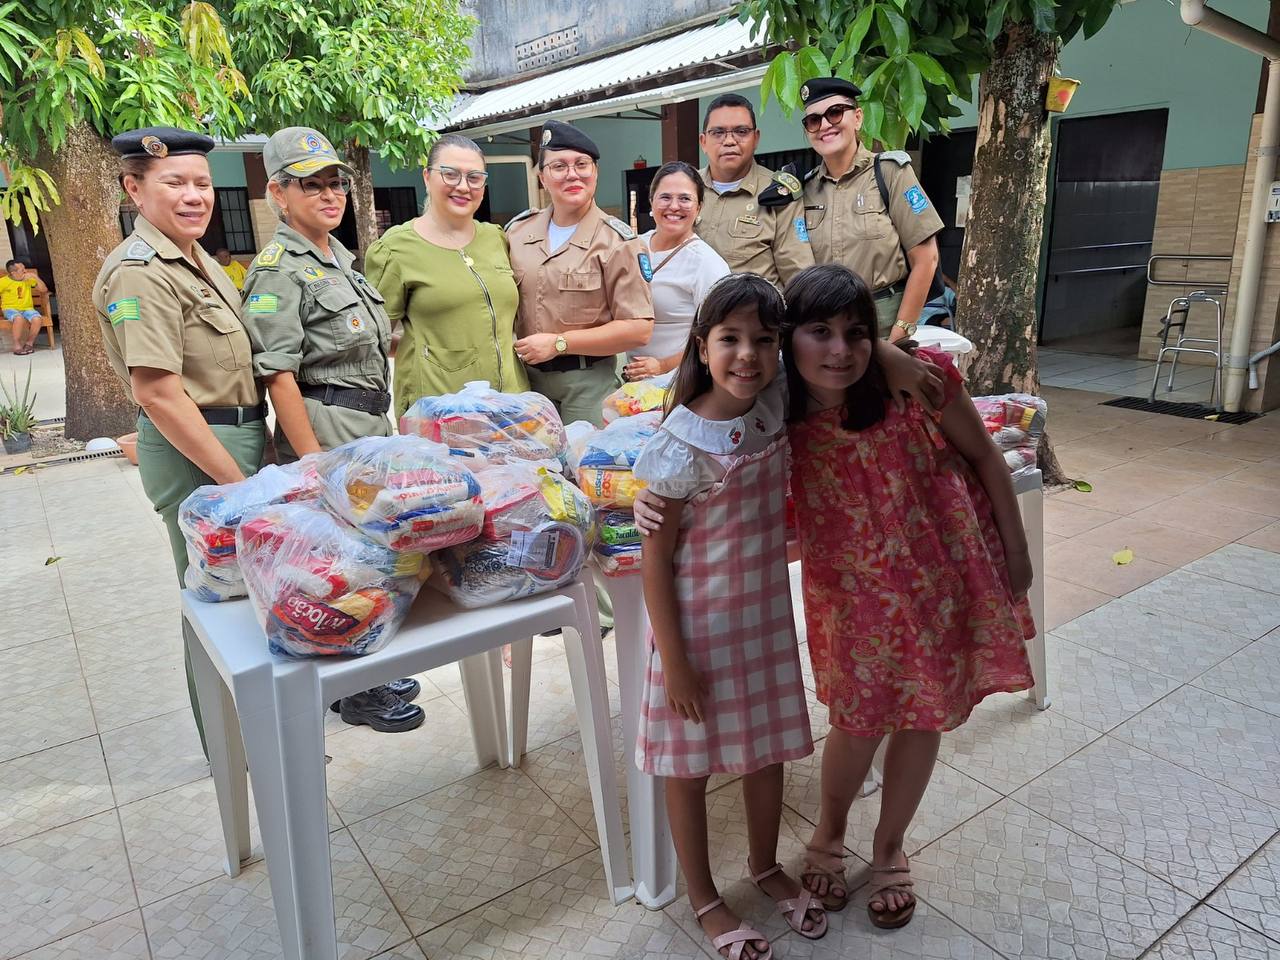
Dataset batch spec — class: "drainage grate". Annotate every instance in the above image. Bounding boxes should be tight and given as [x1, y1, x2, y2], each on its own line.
[59, 448, 125, 463]
[1100, 396, 1262, 424]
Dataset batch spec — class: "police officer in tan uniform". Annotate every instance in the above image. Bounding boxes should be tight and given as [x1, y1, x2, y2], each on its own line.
[94, 127, 266, 755]
[799, 77, 943, 342]
[506, 120, 654, 428]
[695, 93, 815, 287]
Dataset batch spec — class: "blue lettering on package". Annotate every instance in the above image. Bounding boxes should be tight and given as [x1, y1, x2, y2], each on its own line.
[794, 217, 810, 242]
[904, 186, 929, 214]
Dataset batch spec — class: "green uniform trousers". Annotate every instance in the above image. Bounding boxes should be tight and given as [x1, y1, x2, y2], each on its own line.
[874, 289, 905, 338]
[525, 361, 619, 628]
[274, 397, 391, 463]
[135, 414, 266, 755]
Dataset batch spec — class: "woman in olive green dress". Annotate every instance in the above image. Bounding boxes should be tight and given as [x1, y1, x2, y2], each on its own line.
[364, 134, 528, 418]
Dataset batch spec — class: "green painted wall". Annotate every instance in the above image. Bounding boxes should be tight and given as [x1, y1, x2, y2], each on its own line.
[207, 150, 247, 186]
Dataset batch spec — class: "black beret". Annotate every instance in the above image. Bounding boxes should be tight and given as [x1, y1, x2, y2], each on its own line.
[757, 163, 803, 209]
[800, 77, 863, 106]
[111, 126, 215, 160]
[539, 120, 600, 161]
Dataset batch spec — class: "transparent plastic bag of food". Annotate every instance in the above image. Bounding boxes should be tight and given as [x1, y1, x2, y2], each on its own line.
[316, 435, 484, 552]
[601, 371, 674, 423]
[972, 393, 1047, 478]
[399, 380, 568, 466]
[574, 410, 662, 471]
[594, 537, 642, 577]
[431, 464, 597, 608]
[178, 458, 323, 602]
[237, 501, 427, 658]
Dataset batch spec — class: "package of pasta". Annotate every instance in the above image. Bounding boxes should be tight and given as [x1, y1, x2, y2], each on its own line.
[575, 411, 661, 471]
[399, 380, 568, 466]
[575, 466, 646, 509]
[594, 538, 642, 578]
[178, 458, 324, 602]
[237, 501, 427, 658]
[598, 509, 640, 547]
[602, 371, 674, 423]
[316, 435, 484, 553]
[431, 464, 597, 607]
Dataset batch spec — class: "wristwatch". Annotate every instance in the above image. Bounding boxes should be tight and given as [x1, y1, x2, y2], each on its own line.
[554, 335, 568, 354]
[894, 319, 918, 337]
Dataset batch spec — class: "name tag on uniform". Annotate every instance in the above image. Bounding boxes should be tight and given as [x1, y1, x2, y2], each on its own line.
[638, 252, 653, 283]
[737, 215, 760, 226]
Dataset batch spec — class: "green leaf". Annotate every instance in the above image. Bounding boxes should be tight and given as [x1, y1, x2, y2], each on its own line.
[1082, 0, 1116, 38]
[1072, 479, 1093, 493]
[844, 5, 876, 57]
[797, 46, 831, 80]
[1029, 0, 1057, 33]
[985, 0, 1011, 40]
[44, 556, 62, 565]
[906, 51, 949, 87]
[860, 97, 884, 144]
[899, 58, 926, 128]
[876, 5, 909, 56]
[915, 34, 957, 55]
[1111, 547, 1133, 566]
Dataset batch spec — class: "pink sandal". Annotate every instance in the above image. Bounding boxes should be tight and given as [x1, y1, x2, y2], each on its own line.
[749, 861, 828, 940]
[801, 844, 850, 911]
[693, 897, 773, 960]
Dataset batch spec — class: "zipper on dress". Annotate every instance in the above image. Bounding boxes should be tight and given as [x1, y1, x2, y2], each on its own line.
[462, 251, 504, 390]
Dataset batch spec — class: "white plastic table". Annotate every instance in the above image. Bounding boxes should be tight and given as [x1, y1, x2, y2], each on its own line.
[182, 575, 630, 960]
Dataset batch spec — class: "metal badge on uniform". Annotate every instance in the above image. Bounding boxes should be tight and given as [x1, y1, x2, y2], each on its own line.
[904, 185, 930, 214]
[541, 129, 552, 146]
[737, 215, 760, 226]
[794, 218, 810, 242]
[637, 252, 653, 282]
[347, 314, 365, 333]
[856, 194, 865, 208]
[303, 266, 327, 280]
[140, 135, 168, 158]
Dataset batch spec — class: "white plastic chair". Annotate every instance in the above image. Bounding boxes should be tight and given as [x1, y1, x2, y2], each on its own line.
[182, 576, 630, 960]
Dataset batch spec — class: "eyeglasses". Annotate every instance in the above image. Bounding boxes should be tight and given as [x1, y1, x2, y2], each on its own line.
[704, 125, 756, 142]
[431, 165, 489, 188]
[801, 102, 858, 133]
[653, 193, 697, 208]
[542, 158, 596, 179]
[282, 176, 353, 197]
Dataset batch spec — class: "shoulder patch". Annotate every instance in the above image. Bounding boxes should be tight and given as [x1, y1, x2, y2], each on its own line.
[246, 293, 279, 315]
[254, 242, 284, 268]
[503, 208, 539, 232]
[106, 297, 141, 326]
[903, 185, 930, 214]
[605, 216, 636, 241]
[878, 150, 912, 167]
[123, 240, 156, 263]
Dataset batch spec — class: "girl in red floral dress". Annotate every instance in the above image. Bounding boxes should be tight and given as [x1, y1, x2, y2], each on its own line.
[784, 264, 1035, 930]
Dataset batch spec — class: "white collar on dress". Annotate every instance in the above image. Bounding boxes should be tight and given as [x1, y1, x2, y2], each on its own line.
[662, 392, 784, 454]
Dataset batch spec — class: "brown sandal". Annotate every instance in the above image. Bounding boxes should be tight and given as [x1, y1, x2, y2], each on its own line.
[800, 845, 850, 911]
[867, 863, 916, 929]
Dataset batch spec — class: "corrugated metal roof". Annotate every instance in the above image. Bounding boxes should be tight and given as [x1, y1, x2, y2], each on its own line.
[449, 17, 762, 128]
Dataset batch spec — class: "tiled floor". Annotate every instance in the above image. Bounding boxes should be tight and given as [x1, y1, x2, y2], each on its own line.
[1041, 347, 1219, 405]
[1, 386, 1279, 959]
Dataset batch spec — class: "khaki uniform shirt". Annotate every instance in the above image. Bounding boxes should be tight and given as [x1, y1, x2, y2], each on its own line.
[696, 163, 815, 286]
[802, 151, 944, 291]
[240, 223, 391, 392]
[93, 216, 259, 407]
[506, 205, 654, 339]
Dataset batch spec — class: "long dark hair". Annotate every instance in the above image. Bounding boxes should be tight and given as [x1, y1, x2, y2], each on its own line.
[666, 273, 785, 416]
[782, 264, 888, 431]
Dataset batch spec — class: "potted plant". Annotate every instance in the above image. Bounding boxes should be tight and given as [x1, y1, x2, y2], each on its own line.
[1, 364, 38, 455]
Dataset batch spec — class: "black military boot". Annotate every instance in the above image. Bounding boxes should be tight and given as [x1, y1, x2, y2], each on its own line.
[335, 684, 424, 733]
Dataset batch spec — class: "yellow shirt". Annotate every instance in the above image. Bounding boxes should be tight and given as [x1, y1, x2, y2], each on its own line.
[222, 259, 247, 290]
[0, 276, 37, 312]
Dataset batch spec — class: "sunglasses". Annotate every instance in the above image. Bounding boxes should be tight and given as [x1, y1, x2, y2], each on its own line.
[801, 102, 858, 133]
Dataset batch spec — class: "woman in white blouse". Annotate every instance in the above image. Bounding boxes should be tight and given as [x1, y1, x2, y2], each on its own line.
[623, 161, 731, 381]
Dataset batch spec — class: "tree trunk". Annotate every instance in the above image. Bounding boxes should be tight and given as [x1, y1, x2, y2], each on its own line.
[36, 122, 137, 441]
[346, 143, 379, 266]
[954, 25, 1068, 485]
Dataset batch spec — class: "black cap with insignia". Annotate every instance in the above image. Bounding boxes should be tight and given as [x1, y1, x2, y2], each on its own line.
[757, 163, 804, 208]
[538, 120, 600, 161]
[111, 126, 215, 160]
[800, 77, 863, 106]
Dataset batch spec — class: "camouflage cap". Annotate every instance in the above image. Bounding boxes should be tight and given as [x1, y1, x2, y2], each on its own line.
[263, 127, 355, 179]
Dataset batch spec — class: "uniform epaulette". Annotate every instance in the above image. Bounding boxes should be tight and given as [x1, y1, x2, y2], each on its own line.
[253, 242, 285, 268]
[604, 216, 636, 241]
[122, 239, 157, 264]
[878, 150, 912, 166]
[803, 165, 822, 182]
[503, 208, 539, 231]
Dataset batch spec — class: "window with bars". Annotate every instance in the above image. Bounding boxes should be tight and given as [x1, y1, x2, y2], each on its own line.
[119, 189, 256, 255]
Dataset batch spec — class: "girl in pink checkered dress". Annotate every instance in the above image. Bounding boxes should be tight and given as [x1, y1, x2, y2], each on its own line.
[633, 274, 822, 960]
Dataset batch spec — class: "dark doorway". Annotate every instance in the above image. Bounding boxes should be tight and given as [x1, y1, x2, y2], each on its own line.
[920, 129, 976, 283]
[1038, 108, 1168, 353]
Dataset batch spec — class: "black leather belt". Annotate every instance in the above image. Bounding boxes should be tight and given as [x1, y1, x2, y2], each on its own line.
[532, 353, 612, 374]
[299, 383, 391, 415]
[874, 281, 906, 302]
[200, 403, 267, 426]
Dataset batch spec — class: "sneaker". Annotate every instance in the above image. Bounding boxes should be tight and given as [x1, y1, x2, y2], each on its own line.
[336, 685, 425, 733]
[331, 677, 419, 713]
